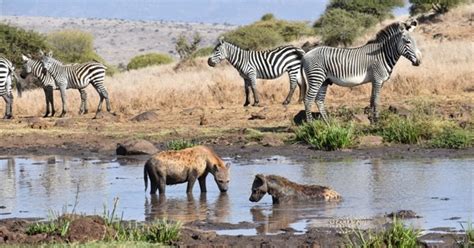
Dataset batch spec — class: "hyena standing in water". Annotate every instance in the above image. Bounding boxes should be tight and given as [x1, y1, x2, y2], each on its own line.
[249, 174, 341, 204]
[144, 146, 230, 194]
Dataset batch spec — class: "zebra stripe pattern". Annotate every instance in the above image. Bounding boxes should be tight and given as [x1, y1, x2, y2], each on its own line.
[208, 39, 306, 106]
[302, 21, 422, 123]
[40, 51, 111, 117]
[0, 56, 15, 119]
[20, 55, 59, 117]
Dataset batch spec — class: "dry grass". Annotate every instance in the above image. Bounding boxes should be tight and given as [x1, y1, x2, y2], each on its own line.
[11, 4, 474, 117]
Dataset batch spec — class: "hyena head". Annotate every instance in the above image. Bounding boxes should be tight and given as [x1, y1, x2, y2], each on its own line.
[212, 161, 231, 192]
[249, 174, 267, 202]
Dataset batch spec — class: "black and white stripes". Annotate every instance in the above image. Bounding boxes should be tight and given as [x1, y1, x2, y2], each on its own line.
[0, 56, 15, 119]
[302, 21, 422, 123]
[208, 39, 306, 106]
[40, 51, 111, 117]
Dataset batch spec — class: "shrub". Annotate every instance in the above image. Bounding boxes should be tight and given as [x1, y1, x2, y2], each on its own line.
[47, 29, 102, 64]
[223, 13, 313, 50]
[429, 128, 473, 149]
[409, 0, 467, 15]
[377, 115, 426, 144]
[224, 25, 284, 50]
[0, 23, 49, 66]
[193, 46, 214, 58]
[175, 32, 201, 60]
[166, 139, 197, 150]
[314, 8, 377, 46]
[295, 120, 354, 151]
[328, 0, 404, 20]
[127, 53, 173, 70]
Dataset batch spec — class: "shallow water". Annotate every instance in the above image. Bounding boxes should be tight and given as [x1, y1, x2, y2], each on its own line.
[0, 155, 472, 234]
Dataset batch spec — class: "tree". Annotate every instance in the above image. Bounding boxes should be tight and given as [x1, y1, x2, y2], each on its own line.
[175, 32, 202, 60]
[409, 0, 466, 15]
[328, 0, 404, 20]
[261, 13, 275, 21]
[47, 29, 102, 64]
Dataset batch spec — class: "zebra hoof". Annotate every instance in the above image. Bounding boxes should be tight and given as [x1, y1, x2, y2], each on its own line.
[3, 115, 12, 120]
[59, 112, 67, 118]
[243, 102, 250, 107]
[252, 103, 260, 107]
[282, 101, 290, 106]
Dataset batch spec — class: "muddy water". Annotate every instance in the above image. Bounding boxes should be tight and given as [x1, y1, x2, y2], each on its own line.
[0, 155, 472, 235]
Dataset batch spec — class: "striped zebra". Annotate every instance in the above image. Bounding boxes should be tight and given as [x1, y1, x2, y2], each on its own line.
[301, 20, 422, 123]
[0, 56, 16, 119]
[21, 55, 61, 117]
[39, 51, 111, 117]
[208, 38, 306, 106]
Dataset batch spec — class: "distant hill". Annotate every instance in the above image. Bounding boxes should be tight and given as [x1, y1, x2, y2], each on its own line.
[0, 16, 236, 66]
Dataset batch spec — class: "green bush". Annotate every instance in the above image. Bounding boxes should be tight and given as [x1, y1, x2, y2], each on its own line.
[166, 139, 197, 150]
[127, 53, 173, 70]
[328, 0, 404, 20]
[429, 128, 473, 149]
[0, 23, 49, 67]
[377, 115, 426, 144]
[314, 8, 377, 46]
[193, 46, 214, 58]
[409, 0, 467, 15]
[223, 13, 313, 50]
[47, 30, 102, 64]
[295, 120, 354, 151]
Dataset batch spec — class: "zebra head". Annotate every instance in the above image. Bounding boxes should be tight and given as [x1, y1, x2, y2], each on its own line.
[398, 21, 422, 66]
[20, 54, 34, 79]
[40, 50, 56, 74]
[208, 37, 227, 67]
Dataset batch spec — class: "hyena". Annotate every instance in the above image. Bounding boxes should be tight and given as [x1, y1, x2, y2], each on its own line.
[249, 174, 341, 204]
[144, 146, 230, 194]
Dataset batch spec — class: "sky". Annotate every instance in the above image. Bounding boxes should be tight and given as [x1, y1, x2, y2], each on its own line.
[0, 0, 409, 25]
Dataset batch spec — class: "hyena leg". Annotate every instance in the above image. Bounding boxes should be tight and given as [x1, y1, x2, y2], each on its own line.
[187, 175, 197, 193]
[198, 173, 208, 192]
[157, 174, 166, 194]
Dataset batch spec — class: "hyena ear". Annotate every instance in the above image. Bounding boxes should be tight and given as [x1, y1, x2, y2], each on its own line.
[255, 174, 266, 184]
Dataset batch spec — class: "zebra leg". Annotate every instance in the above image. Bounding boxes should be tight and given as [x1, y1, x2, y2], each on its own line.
[283, 73, 298, 105]
[2, 94, 13, 119]
[58, 85, 68, 117]
[43, 87, 50, 118]
[304, 67, 326, 122]
[369, 82, 382, 124]
[49, 86, 55, 117]
[243, 79, 251, 107]
[78, 88, 88, 115]
[316, 80, 330, 124]
[249, 77, 260, 106]
[102, 88, 111, 112]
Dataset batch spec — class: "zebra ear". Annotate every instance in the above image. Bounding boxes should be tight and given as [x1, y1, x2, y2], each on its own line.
[407, 20, 417, 32]
[21, 54, 30, 61]
[39, 50, 44, 56]
[47, 50, 53, 57]
[218, 36, 224, 44]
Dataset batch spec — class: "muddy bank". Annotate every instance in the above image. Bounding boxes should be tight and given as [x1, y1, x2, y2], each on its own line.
[0, 217, 464, 247]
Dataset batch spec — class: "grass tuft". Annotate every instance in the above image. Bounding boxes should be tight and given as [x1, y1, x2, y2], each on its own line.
[166, 139, 197, 150]
[429, 127, 473, 149]
[295, 120, 354, 150]
[346, 217, 420, 248]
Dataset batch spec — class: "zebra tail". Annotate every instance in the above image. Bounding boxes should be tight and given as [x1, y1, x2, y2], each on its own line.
[12, 72, 23, 98]
[299, 65, 307, 102]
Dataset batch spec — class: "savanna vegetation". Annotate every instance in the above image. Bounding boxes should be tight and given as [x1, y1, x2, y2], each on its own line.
[127, 53, 173, 70]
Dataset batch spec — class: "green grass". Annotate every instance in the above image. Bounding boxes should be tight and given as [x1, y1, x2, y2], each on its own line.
[166, 139, 197, 150]
[346, 217, 420, 248]
[294, 120, 354, 151]
[25, 210, 71, 237]
[244, 128, 264, 142]
[377, 115, 426, 144]
[459, 220, 474, 248]
[429, 127, 473, 149]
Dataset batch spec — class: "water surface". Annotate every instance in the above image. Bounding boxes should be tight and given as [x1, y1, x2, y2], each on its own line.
[0, 155, 472, 234]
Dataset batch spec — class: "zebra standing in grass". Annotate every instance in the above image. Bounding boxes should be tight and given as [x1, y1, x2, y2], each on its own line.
[301, 20, 422, 123]
[0, 56, 16, 119]
[208, 38, 306, 106]
[39, 51, 111, 117]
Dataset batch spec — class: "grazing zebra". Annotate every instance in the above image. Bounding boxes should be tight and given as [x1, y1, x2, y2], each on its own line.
[301, 20, 422, 123]
[208, 38, 306, 106]
[39, 51, 111, 117]
[0, 56, 16, 119]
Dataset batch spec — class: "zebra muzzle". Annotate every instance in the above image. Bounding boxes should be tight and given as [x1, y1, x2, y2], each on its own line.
[207, 58, 216, 67]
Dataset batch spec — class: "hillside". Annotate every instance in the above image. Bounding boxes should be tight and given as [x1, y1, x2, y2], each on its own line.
[0, 16, 236, 66]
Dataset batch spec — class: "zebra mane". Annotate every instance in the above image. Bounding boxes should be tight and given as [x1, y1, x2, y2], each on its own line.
[223, 41, 293, 52]
[366, 22, 403, 44]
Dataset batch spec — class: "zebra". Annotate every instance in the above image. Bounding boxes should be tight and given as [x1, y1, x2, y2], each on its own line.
[0, 56, 17, 119]
[20, 54, 61, 117]
[301, 20, 422, 123]
[208, 38, 306, 106]
[39, 51, 111, 117]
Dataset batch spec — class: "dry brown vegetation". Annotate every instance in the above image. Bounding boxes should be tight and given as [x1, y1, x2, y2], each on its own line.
[13, 5, 473, 118]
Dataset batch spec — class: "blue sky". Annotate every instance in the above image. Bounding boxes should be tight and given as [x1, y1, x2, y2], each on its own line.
[0, 0, 409, 24]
